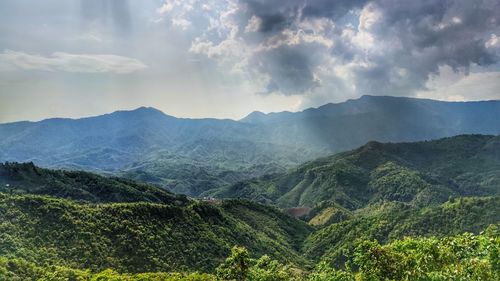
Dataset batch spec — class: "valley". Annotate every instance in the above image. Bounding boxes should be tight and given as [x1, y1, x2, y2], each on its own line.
[0, 133, 498, 279]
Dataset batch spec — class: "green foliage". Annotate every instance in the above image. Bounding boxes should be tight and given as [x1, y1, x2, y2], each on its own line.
[0, 193, 311, 273]
[352, 229, 500, 280]
[221, 199, 313, 255]
[302, 197, 500, 265]
[306, 201, 352, 226]
[0, 162, 188, 204]
[248, 255, 292, 281]
[216, 246, 251, 281]
[0, 258, 215, 280]
[2, 228, 497, 280]
[216, 246, 294, 281]
[215, 135, 500, 214]
[307, 261, 355, 281]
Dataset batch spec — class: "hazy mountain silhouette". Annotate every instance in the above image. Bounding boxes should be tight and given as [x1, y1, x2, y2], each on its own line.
[1, 96, 499, 195]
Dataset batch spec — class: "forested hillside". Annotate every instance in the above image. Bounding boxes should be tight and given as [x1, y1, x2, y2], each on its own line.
[2, 225, 498, 280]
[303, 197, 500, 264]
[0, 162, 188, 204]
[0, 193, 312, 273]
[212, 135, 500, 213]
[0, 160, 498, 279]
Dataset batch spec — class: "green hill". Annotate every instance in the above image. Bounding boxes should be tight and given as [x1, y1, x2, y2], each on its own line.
[211, 135, 500, 214]
[1, 225, 498, 280]
[0, 160, 498, 279]
[0, 161, 313, 273]
[302, 196, 500, 265]
[0, 193, 312, 273]
[0, 162, 188, 204]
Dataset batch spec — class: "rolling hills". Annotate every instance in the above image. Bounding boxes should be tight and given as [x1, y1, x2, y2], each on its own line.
[211, 134, 500, 213]
[0, 162, 188, 204]
[0, 193, 312, 273]
[302, 196, 500, 264]
[0, 159, 498, 278]
[1, 96, 500, 196]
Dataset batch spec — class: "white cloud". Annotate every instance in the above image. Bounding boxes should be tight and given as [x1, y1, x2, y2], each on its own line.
[486, 34, 500, 49]
[0, 50, 147, 74]
[245, 15, 262, 33]
[172, 17, 192, 29]
[417, 66, 500, 101]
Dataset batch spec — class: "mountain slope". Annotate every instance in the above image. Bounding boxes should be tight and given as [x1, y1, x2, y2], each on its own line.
[302, 197, 500, 265]
[212, 135, 500, 211]
[0, 162, 312, 272]
[1, 96, 500, 196]
[0, 163, 497, 276]
[0, 193, 312, 273]
[0, 162, 187, 204]
[242, 95, 500, 152]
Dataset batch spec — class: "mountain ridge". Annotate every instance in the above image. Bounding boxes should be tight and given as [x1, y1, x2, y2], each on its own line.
[3, 95, 500, 126]
[2, 96, 500, 196]
[210, 134, 500, 213]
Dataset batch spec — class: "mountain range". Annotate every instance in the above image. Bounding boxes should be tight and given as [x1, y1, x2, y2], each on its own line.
[1, 95, 500, 196]
[0, 134, 498, 276]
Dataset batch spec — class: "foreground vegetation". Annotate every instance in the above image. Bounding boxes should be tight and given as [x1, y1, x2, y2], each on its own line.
[303, 197, 500, 264]
[2, 225, 498, 280]
[0, 190, 498, 280]
[0, 193, 311, 273]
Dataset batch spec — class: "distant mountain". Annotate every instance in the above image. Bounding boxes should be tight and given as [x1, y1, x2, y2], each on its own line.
[0, 107, 303, 196]
[241, 95, 500, 152]
[1, 96, 500, 196]
[211, 134, 500, 212]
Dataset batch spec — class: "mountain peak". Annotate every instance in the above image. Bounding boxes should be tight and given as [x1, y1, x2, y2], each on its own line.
[240, 110, 267, 122]
[109, 106, 170, 119]
[129, 106, 165, 114]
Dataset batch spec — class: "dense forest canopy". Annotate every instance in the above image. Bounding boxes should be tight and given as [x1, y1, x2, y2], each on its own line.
[0, 135, 499, 280]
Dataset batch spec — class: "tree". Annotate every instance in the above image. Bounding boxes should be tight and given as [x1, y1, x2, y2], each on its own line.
[216, 246, 250, 281]
[248, 255, 292, 281]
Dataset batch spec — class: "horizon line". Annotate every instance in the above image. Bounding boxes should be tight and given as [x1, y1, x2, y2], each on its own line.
[2, 94, 499, 125]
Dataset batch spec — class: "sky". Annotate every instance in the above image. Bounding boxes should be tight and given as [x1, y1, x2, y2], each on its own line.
[0, 0, 499, 123]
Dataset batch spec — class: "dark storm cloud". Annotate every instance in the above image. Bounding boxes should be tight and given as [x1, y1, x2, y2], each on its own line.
[301, 0, 368, 19]
[258, 14, 289, 32]
[349, 0, 500, 95]
[234, 0, 500, 96]
[240, 0, 302, 33]
[240, 0, 366, 33]
[254, 46, 319, 95]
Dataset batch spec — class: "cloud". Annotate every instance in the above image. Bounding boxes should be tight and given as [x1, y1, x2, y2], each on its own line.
[417, 65, 500, 101]
[0, 50, 147, 74]
[159, 0, 500, 98]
